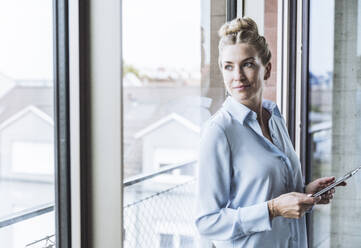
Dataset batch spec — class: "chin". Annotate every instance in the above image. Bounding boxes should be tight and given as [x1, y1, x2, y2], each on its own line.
[231, 92, 251, 102]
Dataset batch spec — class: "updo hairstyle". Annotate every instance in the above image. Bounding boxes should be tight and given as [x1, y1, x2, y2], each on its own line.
[218, 17, 271, 69]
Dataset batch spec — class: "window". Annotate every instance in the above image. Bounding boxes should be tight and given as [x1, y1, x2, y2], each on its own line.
[0, 0, 56, 247]
[122, 0, 225, 247]
[12, 141, 54, 175]
[121, 1, 286, 247]
[242, 0, 280, 104]
[179, 234, 195, 247]
[122, 0, 202, 178]
[307, 0, 361, 247]
[158, 233, 194, 248]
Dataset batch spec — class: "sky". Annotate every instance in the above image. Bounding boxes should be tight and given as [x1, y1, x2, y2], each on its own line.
[0, 0, 201, 80]
[309, 0, 334, 76]
[122, 0, 201, 70]
[0, 0, 53, 80]
[0, 0, 337, 79]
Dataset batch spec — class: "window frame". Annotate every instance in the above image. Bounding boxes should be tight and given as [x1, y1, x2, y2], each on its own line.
[287, 0, 298, 147]
[300, 0, 313, 246]
[54, 0, 72, 247]
[227, 0, 237, 21]
[69, 0, 123, 247]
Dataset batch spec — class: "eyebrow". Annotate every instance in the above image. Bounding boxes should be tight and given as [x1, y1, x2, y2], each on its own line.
[223, 57, 256, 64]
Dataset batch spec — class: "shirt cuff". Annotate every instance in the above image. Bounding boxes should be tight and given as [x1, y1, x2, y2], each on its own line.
[237, 202, 272, 235]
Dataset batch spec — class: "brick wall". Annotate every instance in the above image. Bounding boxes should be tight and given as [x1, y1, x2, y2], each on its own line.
[263, 0, 278, 102]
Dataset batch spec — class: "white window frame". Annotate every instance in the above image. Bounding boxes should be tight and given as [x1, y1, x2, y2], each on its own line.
[69, 0, 123, 247]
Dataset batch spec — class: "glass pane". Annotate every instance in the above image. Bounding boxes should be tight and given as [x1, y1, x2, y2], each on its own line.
[244, 0, 279, 102]
[309, 0, 361, 247]
[122, 1, 281, 247]
[122, 0, 207, 247]
[0, 0, 55, 247]
[122, 0, 202, 180]
[0, 212, 55, 247]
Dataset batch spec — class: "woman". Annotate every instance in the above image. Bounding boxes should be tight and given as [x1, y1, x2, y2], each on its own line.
[195, 17, 344, 248]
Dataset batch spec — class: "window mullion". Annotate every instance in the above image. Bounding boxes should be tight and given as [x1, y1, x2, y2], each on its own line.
[54, 0, 72, 247]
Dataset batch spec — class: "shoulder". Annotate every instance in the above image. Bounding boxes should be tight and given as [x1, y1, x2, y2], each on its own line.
[200, 110, 232, 152]
[202, 108, 233, 135]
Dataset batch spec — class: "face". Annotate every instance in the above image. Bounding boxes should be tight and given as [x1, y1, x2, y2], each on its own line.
[221, 43, 271, 105]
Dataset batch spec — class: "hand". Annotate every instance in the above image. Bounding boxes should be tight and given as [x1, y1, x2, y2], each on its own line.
[269, 192, 321, 219]
[305, 177, 347, 204]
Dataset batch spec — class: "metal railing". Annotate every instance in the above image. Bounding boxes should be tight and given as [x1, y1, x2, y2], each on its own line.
[124, 178, 197, 247]
[25, 235, 55, 248]
[308, 121, 332, 159]
[1, 122, 335, 247]
[308, 121, 332, 135]
[124, 160, 198, 247]
[0, 160, 198, 247]
[124, 160, 196, 187]
[0, 203, 54, 228]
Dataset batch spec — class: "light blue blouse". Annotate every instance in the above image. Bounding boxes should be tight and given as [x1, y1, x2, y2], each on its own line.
[195, 96, 307, 248]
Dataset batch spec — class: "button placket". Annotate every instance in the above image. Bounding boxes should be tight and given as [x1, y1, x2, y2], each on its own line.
[271, 133, 282, 151]
[279, 156, 292, 191]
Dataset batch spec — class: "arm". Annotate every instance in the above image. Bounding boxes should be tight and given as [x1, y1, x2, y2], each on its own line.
[195, 122, 272, 241]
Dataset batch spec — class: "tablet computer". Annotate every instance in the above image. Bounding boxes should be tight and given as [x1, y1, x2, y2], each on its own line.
[312, 165, 361, 198]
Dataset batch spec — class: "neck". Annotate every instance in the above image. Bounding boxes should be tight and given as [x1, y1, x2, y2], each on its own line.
[231, 95, 266, 127]
[232, 95, 263, 117]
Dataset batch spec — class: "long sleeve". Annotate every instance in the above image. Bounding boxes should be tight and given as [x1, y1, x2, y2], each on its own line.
[195, 122, 272, 241]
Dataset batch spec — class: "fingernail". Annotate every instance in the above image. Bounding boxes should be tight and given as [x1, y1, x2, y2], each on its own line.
[307, 194, 312, 197]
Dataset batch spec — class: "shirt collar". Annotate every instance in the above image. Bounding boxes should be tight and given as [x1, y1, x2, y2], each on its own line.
[222, 96, 281, 125]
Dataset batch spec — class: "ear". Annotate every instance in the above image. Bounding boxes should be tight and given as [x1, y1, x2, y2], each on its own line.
[264, 62, 272, 80]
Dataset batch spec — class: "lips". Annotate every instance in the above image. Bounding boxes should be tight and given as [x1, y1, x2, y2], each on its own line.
[233, 85, 250, 90]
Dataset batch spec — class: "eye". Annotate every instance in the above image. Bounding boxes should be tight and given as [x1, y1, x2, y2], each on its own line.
[224, 65, 233, 70]
[243, 62, 255, 68]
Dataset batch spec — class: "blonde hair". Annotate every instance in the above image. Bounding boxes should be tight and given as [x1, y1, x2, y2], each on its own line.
[218, 17, 271, 69]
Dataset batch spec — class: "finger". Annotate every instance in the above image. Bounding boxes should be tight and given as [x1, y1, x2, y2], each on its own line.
[301, 204, 314, 211]
[323, 192, 333, 200]
[322, 199, 330, 204]
[324, 189, 334, 197]
[303, 195, 321, 204]
[318, 199, 330, 204]
[319, 176, 335, 185]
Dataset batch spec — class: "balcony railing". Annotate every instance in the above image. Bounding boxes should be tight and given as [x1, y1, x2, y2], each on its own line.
[1, 122, 334, 247]
[0, 160, 200, 248]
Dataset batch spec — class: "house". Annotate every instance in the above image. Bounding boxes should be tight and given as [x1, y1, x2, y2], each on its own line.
[0, 82, 54, 182]
[134, 112, 200, 175]
[0, 105, 54, 182]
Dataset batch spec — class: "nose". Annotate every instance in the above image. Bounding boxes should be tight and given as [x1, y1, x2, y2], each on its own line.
[233, 67, 245, 81]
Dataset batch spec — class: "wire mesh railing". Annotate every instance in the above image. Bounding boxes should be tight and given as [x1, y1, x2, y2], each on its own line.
[24, 235, 55, 248]
[124, 179, 197, 248]
[1, 161, 200, 248]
